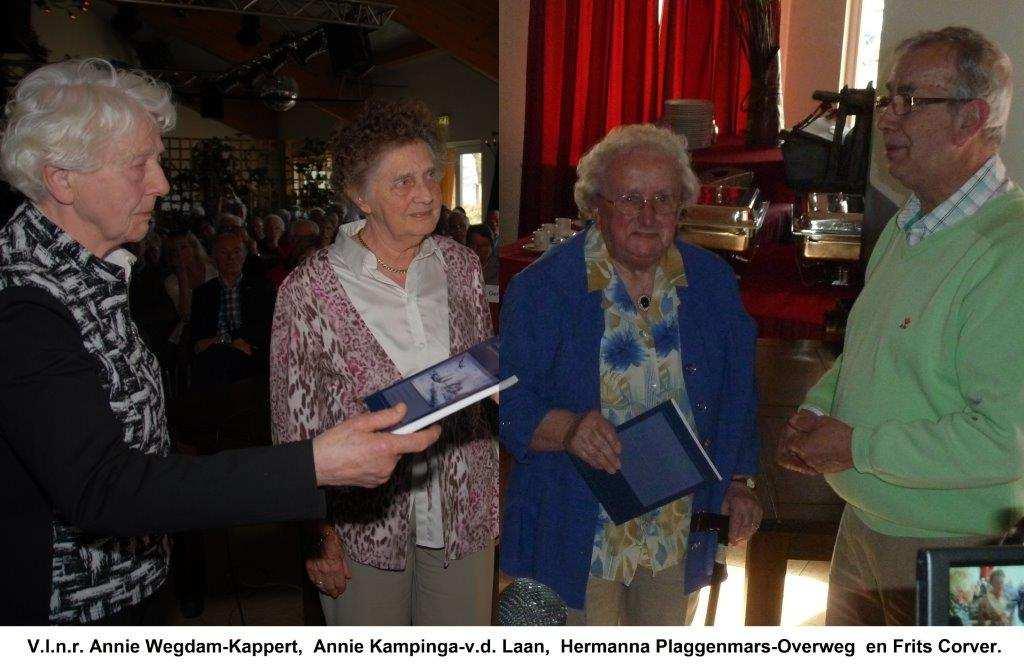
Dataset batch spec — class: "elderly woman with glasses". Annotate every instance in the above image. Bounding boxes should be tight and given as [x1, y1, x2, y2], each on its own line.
[270, 99, 497, 625]
[499, 124, 762, 625]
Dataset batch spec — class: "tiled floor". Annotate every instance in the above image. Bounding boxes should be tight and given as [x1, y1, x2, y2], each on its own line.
[169, 338, 837, 626]
[173, 531, 831, 626]
[166, 523, 306, 626]
[690, 545, 829, 626]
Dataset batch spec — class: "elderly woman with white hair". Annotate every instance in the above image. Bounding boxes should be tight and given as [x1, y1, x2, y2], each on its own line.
[0, 59, 440, 625]
[499, 123, 762, 625]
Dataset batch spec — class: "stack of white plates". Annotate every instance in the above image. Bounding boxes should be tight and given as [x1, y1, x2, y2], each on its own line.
[663, 99, 716, 150]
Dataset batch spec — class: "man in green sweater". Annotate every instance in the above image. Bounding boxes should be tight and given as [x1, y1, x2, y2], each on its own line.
[778, 26, 1024, 625]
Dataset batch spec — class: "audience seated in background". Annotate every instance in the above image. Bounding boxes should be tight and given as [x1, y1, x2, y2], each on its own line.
[447, 210, 469, 245]
[219, 193, 248, 222]
[308, 207, 327, 227]
[433, 204, 452, 237]
[485, 210, 500, 239]
[267, 218, 319, 288]
[262, 213, 286, 259]
[189, 231, 275, 391]
[250, 215, 266, 247]
[128, 231, 178, 377]
[197, 221, 217, 253]
[164, 231, 218, 351]
[466, 223, 498, 285]
[319, 212, 341, 248]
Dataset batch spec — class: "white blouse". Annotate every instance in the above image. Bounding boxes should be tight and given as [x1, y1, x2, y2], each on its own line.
[327, 221, 449, 548]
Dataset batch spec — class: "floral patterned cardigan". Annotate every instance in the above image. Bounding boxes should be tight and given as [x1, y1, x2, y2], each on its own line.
[269, 238, 498, 569]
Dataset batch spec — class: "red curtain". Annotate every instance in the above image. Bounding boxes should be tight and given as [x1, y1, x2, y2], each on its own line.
[658, 0, 751, 141]
[518, 0, 758, 237]
[518, 0, 660, 236]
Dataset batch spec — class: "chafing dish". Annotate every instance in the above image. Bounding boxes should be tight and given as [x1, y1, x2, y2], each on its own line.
[792, 192, 863, 261]
[678, 185, 767, 254]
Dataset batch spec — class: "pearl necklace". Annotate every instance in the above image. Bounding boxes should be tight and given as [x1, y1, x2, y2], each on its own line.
[356, 229, 409, 275]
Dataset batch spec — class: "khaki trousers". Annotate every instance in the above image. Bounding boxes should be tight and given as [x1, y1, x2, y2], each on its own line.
[565, 562, 699, 625]
[826, 507, 996, 625]
[319, 537, 494, 626]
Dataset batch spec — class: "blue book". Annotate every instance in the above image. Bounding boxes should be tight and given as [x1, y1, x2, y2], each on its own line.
[571, 398, 722, 525]
[363, 337, 517, 434]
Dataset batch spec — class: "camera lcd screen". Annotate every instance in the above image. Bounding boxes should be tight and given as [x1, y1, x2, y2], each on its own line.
[917, 546, 1024, 625]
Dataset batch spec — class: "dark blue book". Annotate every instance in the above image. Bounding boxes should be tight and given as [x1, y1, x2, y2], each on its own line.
[363, 337, 516, 434]
[571, 398, 722, 525]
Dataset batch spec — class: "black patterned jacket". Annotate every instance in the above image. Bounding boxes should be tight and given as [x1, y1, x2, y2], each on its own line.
[0, 203, 325, 624]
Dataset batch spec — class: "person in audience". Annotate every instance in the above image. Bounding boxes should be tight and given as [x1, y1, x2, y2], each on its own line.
[189, 230, 275, 390]
[0, 58, 440, 625]
[270, 98, 497, 626]
[250, 214, 266, 247]
[219, 193, 247, 223]
[129, 230, 178, 375]
[499, 123, 761, 625]
[263, 213, 286, 259]
[777, 27, 1024, 626]
[433, 203, 451, 237]
[308, 207, 327, 226]
[164, 230, 218, 350]
[197, 221, 217, 254]
[485, 209, 500, 238]
[319, 212, 340, 248]
[267, 218, 319, 288]
[447, 209, 469, 245]
[466, 223, 498, 285]
[216, 212, 244, 231]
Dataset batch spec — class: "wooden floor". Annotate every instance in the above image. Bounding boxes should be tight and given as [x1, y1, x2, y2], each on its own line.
[168, 339, 840, 626]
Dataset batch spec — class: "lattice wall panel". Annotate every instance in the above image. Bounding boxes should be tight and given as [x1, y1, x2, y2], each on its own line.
[161, 137, 284, 216]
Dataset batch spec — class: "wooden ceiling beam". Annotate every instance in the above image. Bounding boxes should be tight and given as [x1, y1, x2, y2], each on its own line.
[375, 37, 440, 68]
[388, 0, 497, 81]
[173, 97, 279, 139]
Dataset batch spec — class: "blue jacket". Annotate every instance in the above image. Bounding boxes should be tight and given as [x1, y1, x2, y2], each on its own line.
[498, 231, 759, 609]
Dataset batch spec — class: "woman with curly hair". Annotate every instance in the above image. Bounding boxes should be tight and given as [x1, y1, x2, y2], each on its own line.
[269, 99, 497, 625]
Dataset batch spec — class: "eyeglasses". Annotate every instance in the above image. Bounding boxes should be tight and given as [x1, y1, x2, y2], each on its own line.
[601, 192, 681, 218]
[875, 93, 975, 117]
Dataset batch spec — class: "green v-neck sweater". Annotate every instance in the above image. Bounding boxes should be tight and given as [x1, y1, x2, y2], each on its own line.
[804, 188, 1024, 538]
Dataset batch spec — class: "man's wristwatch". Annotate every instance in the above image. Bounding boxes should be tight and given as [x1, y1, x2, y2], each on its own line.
[731, 475, 756, 490]
[219, 332, 231, 346]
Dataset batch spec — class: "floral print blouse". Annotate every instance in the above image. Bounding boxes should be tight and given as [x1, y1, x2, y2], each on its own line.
[583, 226, 697, 585]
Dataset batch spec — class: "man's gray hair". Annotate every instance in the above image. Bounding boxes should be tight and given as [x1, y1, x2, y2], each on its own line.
[573, 124, 701, 218]
[897, 26, 1012, 145]
[1, 58, 176, 202]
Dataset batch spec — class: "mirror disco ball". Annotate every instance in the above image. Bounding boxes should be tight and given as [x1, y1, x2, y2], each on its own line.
[497, 578, 567, 625]
[257, 75, 299, 112]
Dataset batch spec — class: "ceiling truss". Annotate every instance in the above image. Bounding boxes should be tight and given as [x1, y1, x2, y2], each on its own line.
[111, 0, 396, 29]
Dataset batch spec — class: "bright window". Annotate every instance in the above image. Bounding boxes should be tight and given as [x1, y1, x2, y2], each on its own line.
[456, 152, 483, 225]
[844, 0, 885, 89]
[853, 0, 884, 88]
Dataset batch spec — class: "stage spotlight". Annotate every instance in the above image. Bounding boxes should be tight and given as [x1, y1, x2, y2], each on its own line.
[292, 28, 327, 65]
[236, 15, 262, 47]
